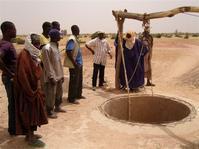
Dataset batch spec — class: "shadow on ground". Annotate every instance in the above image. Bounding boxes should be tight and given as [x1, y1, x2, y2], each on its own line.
[160, 126, 199, 149]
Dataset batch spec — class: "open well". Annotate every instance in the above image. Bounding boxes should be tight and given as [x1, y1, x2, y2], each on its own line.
[100, 94, 195, 124]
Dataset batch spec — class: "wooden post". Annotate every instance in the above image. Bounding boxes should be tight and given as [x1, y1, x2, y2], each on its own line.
[113, 10, 132, 120]
[113, 11, 125, 89]
[113, 9, 127, 89]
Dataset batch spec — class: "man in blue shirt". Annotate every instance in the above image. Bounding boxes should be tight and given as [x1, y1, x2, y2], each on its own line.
[66, 25, 85, 104]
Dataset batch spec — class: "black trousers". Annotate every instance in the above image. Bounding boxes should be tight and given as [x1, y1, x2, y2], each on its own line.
[68, 65, 83, 102]
[92, 63, 105, 87]
[2, 75, 16, 135]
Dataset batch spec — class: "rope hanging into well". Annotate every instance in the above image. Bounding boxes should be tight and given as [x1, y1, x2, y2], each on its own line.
[115, 14, 132, 120]
[115, 11, 157, 120]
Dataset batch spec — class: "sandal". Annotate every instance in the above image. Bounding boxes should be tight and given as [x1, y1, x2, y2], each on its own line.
[28, 139, 45, 147]
[25, 134, 42, 141]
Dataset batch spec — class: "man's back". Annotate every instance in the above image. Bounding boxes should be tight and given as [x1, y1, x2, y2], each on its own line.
[0, 40, 17, 76]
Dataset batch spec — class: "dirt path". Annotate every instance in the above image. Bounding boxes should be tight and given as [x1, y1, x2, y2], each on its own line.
[0, 38, 199, 149]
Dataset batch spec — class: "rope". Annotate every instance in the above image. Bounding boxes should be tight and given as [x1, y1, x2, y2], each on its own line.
[127, 38, 155, 96]
[183, 12, 199, 18]
[150, 77, 154, 96]
[116, 16, 131, 121]
[128, 45, 144, 85]
[60, 49, 65, 53]
[116, 19, 130, 94]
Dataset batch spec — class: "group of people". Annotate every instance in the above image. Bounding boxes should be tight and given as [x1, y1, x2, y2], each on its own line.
[0, 20, 154, 146]
[0, 21, 113, 146]
[0, 21, 64, 146]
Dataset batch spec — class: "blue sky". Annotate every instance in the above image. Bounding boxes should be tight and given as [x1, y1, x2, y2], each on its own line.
[0, 0, 199, 34]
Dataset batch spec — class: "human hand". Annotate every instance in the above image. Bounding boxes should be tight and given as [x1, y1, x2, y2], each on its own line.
[49, 78, 56, 85]
[61, 77, 64, 83]
[8, 72, 15, 79]
[109, 54, 112, 59]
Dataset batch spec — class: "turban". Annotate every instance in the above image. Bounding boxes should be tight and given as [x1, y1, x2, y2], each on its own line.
[49, 29, 60, 39]
[125, 31, 136, 50]
[24, 33, 41, 64]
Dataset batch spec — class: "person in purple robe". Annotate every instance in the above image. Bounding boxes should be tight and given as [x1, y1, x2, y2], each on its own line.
[115, 31, 148, 92]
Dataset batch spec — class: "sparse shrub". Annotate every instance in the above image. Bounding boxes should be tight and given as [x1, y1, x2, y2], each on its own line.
[11, 38, 17, 43]
[91, 31, 99, 39]
[152, 33, 162, 38]
[192, 33, 199, 37]
[162, 33, 172, 38]
[175, 34, 183, 38]
[61, 29, 67, 36]
[79, 38, 86, 44]
[111, 33, 117, 39]
[174, 30, 183, 38]
[184, 33, 189, 39]
[16, 37, 25, 44]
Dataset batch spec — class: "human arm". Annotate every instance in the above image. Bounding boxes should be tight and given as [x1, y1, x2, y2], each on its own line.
[139, 39, 149, 56]
[114, 33, 119, 47]
[0, 51, 14, 77]
[108, 51, 112, 59]
[106, 42, 112, 59]
[15, 52, 38, 100]
[85, 38, 97, 55]
[85, 44, 94, 55]
[41, 46, 56, 84]
[66, 39, 78, 68]
[66, 51, 78, 68]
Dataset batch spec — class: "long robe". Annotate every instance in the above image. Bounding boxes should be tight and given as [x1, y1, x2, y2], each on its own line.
[141, 34, 153, 80]
[14, 49, 48, 135]
[120, 39, 148, 89]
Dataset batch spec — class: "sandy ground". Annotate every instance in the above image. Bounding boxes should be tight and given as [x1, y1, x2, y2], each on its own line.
[0, 37, 199, 149]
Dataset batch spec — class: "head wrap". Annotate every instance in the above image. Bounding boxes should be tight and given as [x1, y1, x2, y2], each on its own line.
[125, 31, 136, 50]
[24, 34, 41, 65]
[97, 31, 105, 38]
[49, 29, 60, 39]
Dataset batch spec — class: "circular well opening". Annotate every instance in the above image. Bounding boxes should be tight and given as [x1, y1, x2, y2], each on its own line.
[100, 95, 194, 124]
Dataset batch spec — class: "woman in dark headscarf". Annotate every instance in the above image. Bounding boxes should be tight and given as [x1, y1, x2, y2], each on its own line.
[14, 34, 48, 146]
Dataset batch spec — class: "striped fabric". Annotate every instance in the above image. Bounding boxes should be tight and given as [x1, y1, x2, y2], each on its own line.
[86, 37, 111, 66]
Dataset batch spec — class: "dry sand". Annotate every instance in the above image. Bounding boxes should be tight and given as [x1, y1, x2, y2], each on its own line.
[0, 37, 199, 149]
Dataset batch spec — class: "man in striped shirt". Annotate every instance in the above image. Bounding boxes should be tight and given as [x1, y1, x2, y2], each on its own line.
[85, 32, 112, 91]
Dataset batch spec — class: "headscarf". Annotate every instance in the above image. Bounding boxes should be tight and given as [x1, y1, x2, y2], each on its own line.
[97, 31, 106, 39]
[24, 34, 41, 65]
[125, 31, 136, 50]
[49, 29, 60, 39]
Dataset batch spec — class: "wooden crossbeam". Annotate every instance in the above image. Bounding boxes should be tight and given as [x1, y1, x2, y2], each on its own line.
[112, 6, 199, 21]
